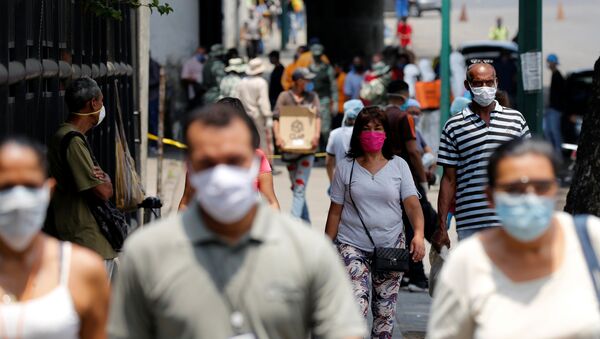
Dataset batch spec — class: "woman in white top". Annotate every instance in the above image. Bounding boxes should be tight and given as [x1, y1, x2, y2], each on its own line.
[325, 106, 425, 338]
[428, 138, 600, 339]
[0, 137, 109, 339]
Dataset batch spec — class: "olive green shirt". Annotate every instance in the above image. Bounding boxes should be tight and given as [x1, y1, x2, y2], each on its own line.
[48, 123, 117, 259]
[108, 203, 366, 339]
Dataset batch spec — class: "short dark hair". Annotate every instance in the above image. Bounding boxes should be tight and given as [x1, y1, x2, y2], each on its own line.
[217, 97, 261, 149]
[346, 106, 394, 160]
[0, 136, 48, 175]
[487, 137, 561, 187]
[185, 99, 260, 150]
[387, 80, 409, 95]
[65, 77, 102, 112]
[268, 50, 280, 59]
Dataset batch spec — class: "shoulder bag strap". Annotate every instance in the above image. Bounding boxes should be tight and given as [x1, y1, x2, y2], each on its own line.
[348, 159, 376, 248]
[573, 214, 600, 307]
[60, 130, 99, 167]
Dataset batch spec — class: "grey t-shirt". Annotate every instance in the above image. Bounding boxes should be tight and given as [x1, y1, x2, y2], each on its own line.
[331, 156, 418, 252]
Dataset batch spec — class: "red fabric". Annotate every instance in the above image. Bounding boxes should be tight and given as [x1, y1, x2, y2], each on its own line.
[397, 23, 412, 48]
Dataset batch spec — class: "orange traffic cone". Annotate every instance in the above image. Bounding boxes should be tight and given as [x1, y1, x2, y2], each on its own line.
[557, 1, 565, 21]
[459, 3, 468, 22]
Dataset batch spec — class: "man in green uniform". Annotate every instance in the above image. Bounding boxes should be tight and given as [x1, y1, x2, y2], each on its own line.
[202, 44, 227, 104]
[308, 44, 337, 150]
[47, 77, 117, 276]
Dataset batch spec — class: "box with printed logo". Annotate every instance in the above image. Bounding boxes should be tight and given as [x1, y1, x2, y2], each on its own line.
[279, 105, 317, 153]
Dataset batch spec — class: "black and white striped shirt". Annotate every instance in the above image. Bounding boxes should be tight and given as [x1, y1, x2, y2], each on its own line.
[438, 101, 531, 230]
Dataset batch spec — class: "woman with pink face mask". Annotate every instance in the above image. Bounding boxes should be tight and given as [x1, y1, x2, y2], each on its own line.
[325, 106, 425, 337]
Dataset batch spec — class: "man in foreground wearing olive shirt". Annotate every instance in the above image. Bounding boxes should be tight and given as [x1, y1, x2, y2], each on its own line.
[108, 102, 366, 339]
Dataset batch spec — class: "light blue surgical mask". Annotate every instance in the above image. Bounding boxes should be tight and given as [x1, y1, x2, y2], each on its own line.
[494, 192, 556, 242]
[304, 81, 314, 92]
[399, 102, 409, 111]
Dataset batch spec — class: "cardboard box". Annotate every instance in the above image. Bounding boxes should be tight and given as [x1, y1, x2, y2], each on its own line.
[279, 105, 317, 153]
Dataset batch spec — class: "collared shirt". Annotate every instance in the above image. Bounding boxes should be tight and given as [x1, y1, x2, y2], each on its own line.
[108, 203, 366, 339]
[236, 75, 272, 120]
[437, 101, 531, 230]
[48, 123, 116, 259]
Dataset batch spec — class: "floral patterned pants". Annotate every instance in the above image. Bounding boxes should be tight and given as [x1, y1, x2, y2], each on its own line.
[337, 241, 404, 339]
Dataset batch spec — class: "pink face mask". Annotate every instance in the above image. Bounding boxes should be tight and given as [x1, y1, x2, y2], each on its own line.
[359, 131, 386, 153]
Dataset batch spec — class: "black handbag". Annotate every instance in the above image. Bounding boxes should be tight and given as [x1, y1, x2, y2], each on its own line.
[348, 159, 410, 273]
[60, 131, 129, 251]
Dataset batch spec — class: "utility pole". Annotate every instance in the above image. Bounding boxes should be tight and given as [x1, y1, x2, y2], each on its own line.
[439, 0, 452, 129]
[517, 0, 543, 134]
[281, 2, 289, 51]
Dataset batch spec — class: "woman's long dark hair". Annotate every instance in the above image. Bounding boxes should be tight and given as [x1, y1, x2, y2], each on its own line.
[346, 106, 394, 160]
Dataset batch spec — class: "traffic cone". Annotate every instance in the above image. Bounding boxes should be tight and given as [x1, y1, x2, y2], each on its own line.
[459, 3, 468, 22]
[557, 1, 565, 21]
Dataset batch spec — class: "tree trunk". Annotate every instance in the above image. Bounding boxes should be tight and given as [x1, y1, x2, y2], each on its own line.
[564, 57, 600, 215]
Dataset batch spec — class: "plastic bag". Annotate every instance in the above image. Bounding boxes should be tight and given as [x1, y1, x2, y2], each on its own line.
[114, 81, 145, 211]
[428, 245, 449, 297]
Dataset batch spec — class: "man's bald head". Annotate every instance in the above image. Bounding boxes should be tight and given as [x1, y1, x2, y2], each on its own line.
[466, 63, 496, 83]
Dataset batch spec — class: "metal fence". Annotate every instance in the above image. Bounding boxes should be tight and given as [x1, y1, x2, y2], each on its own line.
[0, 0, 139, 180]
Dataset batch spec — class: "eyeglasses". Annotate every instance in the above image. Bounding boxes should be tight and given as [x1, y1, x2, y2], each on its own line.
[495, 177, 558, 195]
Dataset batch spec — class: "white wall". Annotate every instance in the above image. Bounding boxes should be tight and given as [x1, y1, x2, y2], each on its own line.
[150, 1, 199, 66]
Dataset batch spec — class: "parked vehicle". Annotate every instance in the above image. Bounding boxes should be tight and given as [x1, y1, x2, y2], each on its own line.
[458, 40, 519, 65]
[409, 0, 442, 17]
[562, 68, 593, 144]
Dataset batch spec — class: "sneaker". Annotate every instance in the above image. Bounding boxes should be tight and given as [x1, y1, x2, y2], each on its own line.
[407, 280, 429, 293]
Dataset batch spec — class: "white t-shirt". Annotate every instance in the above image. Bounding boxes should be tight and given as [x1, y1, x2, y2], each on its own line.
[326, 126, 353, 163]
[330, 156, 418, 252]
[428, 212, 600, 339]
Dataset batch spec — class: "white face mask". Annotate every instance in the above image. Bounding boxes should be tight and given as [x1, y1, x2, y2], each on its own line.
[96, 106, 106, 126]
[189, 159, 259, 224]
[0, 185, 50, 251]
[73, 105, 105, 127]
[470, 84, 497, 107]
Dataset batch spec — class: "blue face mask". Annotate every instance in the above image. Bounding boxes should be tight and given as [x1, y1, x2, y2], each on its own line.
[399, 102, 409, 111]
[304, 81, 314, 92]
[494, 192, 556, 242]
[196, 54, 206, 63]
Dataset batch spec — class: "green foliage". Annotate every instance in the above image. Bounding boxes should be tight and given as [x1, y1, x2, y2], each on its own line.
[84, 0, 173, 20]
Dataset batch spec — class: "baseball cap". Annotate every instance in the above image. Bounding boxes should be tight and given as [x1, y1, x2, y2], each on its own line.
[343, 99, 364, 120]
[547, 54, 559, 64]
[292, 68, 316, 81]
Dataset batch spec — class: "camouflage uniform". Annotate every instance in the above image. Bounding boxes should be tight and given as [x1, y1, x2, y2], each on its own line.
[309, 60, 337, 150]
[202, 45, 226, 104]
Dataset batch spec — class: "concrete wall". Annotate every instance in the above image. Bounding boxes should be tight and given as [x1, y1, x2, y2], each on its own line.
[149, 1, 199, 65]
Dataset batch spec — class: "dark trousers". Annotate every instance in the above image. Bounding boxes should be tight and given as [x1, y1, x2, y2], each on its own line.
[402, 183, 439, 282]
[246, 39, 261, 59]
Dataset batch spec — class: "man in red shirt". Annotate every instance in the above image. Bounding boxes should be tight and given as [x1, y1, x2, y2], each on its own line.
[397, 17, 412, 49]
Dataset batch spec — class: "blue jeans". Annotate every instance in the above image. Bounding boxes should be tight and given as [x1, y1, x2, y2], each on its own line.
[543, 108, 563, 155]
[457, 226, 495, 241]
[286, 154, 314, 223]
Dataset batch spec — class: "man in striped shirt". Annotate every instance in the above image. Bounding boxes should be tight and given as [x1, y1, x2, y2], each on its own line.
[434, 63, 531, 247]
